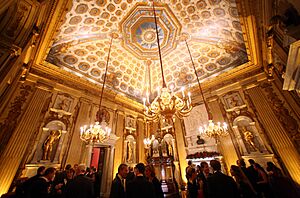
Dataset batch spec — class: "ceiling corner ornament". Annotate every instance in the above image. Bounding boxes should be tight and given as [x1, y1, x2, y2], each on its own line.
[80, 35, 116, 143]
[184, 40, 229, 142]
[143, 2, 192, 122]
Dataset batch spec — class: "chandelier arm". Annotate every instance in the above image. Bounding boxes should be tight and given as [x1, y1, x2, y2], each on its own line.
[152, 1, 166, 88]
[98, 36, 114, 120]
[185, 39, 212, 120]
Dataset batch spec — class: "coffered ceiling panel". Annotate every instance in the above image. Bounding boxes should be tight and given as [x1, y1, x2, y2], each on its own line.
[46, 0, 248, 101]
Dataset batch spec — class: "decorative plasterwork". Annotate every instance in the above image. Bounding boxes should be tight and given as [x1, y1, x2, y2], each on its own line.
[42, 0, 252, 102]
[119, 2, 181, 59]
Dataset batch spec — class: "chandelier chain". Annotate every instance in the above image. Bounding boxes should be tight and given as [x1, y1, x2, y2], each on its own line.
[152, 1, 166, 88]
[98, 36, 113, 117]
[185, 39, 212, 120]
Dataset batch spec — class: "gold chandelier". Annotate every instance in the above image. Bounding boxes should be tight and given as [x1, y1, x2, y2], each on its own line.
[143, 2, 192, 122]
[80, 35, 115, 143]
[199, 120, 228, 140]
[184, 40, 229, 141]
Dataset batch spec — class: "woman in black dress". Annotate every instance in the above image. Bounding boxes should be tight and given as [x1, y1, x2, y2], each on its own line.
[186, 168, 199, 198]
[145, 165, 164, 198]
[231, 165, 257, 198]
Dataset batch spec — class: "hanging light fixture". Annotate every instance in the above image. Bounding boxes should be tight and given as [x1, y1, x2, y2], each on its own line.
[143, 2, 192, 122]
[80, 35, 115, 143]
[184, 39, 228, 142]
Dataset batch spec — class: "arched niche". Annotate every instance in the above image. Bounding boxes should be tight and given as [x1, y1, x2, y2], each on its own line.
[232, 116, 268, 155]
[123, 135, 136, 164]
[32, 120, 67, 164]
[163, 134, 176, 159]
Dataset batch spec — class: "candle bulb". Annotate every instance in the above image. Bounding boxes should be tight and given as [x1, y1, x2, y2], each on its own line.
[181, 87, 185, 97]
[143, 97, 146, 107]
[188, 92, 191, 102]
[156, 87, 160, 96]
[170, 84, 174, 94]
[146, 92, 150, 103]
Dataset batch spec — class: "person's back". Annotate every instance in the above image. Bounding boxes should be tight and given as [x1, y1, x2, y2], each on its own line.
[207, 171, 240, 198]
[127, 176, 155, 198]
[27, 167, 56, 198]
[65, 175, 94, 198]
[126, 163, 155, 198]
[16, 166, 46, 198]
[65, 164, 94, 198]
[29, 177, 50, 198]
[207, 160, 239, 198]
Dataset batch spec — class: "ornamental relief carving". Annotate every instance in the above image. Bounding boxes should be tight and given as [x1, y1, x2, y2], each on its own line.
[0, 0, 39, 46]
[0, 84, 33, 155]
[260, 82, 300, 147]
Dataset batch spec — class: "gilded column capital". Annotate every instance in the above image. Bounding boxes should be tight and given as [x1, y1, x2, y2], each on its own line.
[10, 45, 22, 57]
[79, 97, 92, 104]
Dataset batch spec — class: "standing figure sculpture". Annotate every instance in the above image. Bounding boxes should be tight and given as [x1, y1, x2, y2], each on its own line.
[241, 127, 258, 151]
[167, 141, 173, 156]
[127, 141, 133, 163]
[42, 130, 62, 160]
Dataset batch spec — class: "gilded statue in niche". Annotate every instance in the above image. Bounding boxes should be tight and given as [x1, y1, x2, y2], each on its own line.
[167, 141, 173, 156]
[125, 135, 136, 163]
[241, 126, 258, 151]
[42, 130, 62, 160]
[127, 141, 133, 162]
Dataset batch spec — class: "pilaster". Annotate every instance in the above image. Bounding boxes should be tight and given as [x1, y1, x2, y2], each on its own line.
[247, 86, 300, 184]
[173, 118, 188, 184]
[65, 98, 92, 165]
[137, 117, 145, 163]
[209, 99, 239, 174]
[112, 111, 125, 176]
[0, 84, 52, 195]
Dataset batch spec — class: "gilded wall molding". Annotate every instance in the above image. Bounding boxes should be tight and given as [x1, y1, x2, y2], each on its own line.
[0, 84, 34, 157]
[260, 82, 300, 153]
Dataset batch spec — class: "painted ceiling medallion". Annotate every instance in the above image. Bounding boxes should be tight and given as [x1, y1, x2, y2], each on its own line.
[119, 2, 182, 59]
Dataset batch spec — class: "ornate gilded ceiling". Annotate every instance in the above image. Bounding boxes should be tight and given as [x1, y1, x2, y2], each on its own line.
[46, 0, 248, 100]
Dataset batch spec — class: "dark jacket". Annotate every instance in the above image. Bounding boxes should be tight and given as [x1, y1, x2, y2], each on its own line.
[197, 172, 212, 198]
[127, 176, 155, 198]
[27, 177, 51, 198]
[187, 179, 198, 198]
[65, 174, 94, 198]
[109, 174, 126, 198]
[151, 177, 164, 198]
[207, 171, 240, 198]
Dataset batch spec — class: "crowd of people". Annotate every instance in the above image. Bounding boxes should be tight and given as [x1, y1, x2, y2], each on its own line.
[13, 164, 98, 198]
[185, 158, 299, 198]
[6, 158, 299, 198]
[110, 163, 164, 198]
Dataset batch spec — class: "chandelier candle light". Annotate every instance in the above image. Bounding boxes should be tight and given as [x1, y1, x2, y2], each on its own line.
[184, 40, 228, 142]
[80, 35, 115, 143]
[143, 2, 192, 122]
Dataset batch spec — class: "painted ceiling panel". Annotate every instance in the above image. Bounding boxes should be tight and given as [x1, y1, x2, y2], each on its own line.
[46, 0, 248, 100]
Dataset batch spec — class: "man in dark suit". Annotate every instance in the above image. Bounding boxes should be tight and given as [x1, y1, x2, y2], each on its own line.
[197, 161, 212, 198]
[127, 163, 155, 198]
[207, 160, 240, 198]
[65, 164, 94, 198]
[247, 159, 260, 187]
[126, 166, 135, 183]
[109, 164, 129, 198]
[27, 167, 56, 198]
[16, 166, 46, 197]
